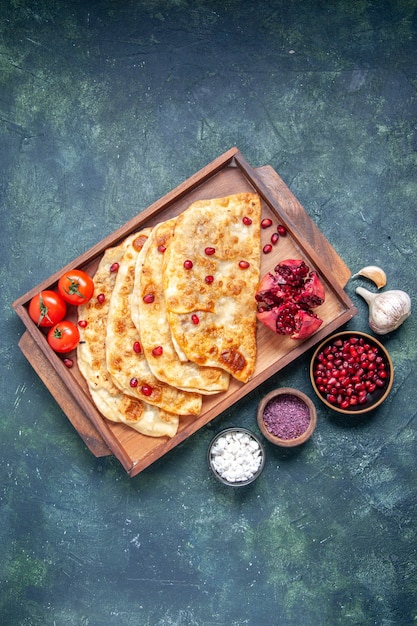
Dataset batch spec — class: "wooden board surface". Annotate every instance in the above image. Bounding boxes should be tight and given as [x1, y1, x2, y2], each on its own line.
[13, 149, 357, 476]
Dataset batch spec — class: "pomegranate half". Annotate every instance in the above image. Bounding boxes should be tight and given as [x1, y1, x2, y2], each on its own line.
[255, 259, 325, 340]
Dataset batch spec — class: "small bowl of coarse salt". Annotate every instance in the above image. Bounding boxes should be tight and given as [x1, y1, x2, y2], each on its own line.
[257, 388, 317, 448]
[207, 427, 266, 486]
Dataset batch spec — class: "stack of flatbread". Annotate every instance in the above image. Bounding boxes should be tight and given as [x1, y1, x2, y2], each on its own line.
[77, 192, 261, 438]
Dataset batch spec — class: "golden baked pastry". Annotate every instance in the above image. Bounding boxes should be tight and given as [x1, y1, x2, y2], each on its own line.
[163, 193, 261, 383]
[105, 231, 203, 416]
[131, 217, 230, 394]
[77, 235, 179, 437]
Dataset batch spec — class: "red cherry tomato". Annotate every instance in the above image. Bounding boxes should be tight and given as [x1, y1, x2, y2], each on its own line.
[58, 269, 94, 306]
[28, 290, 67, 327]
[47, 320, 80, 353]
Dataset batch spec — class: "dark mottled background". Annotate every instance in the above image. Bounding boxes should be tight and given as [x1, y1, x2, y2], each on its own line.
[1, 1, 416, 624]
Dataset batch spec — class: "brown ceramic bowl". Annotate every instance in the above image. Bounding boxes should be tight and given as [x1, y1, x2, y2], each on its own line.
[257, 388, 317, 447]
[310, 331, 394, 415]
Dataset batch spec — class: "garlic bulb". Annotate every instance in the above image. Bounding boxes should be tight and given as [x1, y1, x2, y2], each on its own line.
[356, 287, 411, 335]
[352, 265, 387, 289]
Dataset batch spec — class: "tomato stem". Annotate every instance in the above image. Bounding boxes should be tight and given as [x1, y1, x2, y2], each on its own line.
[63, 277, 86, 299]
[38, 293, 53, 325]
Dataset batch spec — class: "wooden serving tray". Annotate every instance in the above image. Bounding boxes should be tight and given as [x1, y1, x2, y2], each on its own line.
[13, 148, 357, 476]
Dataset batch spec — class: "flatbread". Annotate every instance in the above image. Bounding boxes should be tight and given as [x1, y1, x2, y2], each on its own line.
[131, 218, 230, 394]
[77, 235, 179, 438]
[163, 193, 262, 383]
[106, 231, 203, 416]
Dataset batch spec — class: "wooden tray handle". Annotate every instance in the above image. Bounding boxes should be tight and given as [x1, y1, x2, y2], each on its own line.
[18, 331, 111, 457]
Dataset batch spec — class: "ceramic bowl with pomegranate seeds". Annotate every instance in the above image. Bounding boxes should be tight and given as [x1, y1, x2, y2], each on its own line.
[257, 388, 317, 447]
[207, 428, 266, 487]
[310, 331, 394, 415]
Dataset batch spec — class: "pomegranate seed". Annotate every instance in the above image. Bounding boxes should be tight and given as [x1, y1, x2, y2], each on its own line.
[205, 247, 216, 256]
[191, 314, 199, 325]
[141, 384, 152, 396]
[261, 218, 272, 229]
[110, 262, 120, 273]
[239, 260, 250, 269]
[97, 293, 105, 304]
[130, 377, 138, 388]
[152, 346, 163, 356]
[143, 293, 155, 304]
[205, 275, 214, 284]
[63, 358, 73, 368]
[277, 225, 287, 236]
[184, 259, 193, 269]
[133, 341, 142, 353]
[263, 244, 273, 254]
[271, 232, 279, 245]
[242, 216, 252, 225]
[157, 245, 166, 253]
[78, 320, 88, 328]
[313, 335, 389, 410]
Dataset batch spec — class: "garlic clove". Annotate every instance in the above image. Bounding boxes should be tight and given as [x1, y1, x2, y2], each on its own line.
[351, 265, 387, 289]
[356, 286, 411, 335]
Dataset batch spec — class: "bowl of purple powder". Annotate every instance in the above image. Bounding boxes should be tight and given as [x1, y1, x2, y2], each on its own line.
[257, 388, 317, 447]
